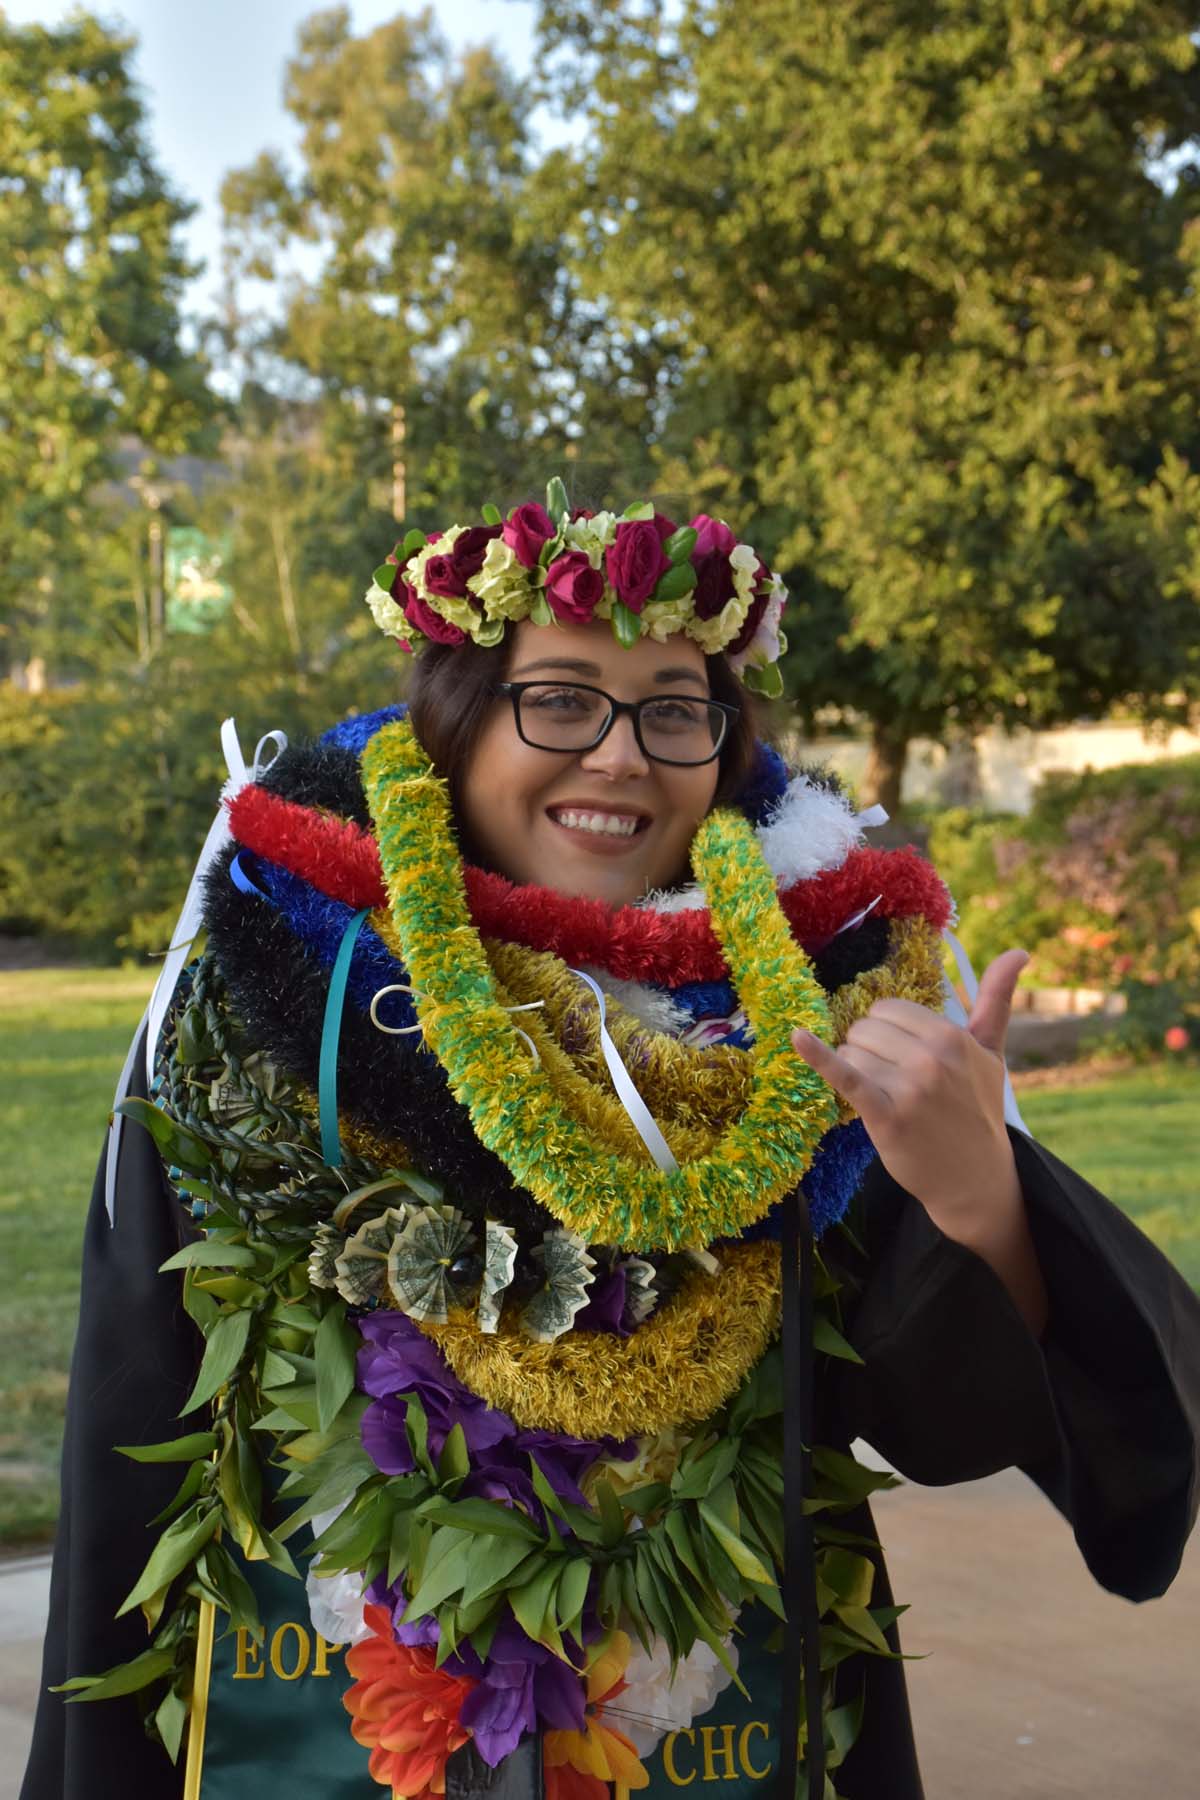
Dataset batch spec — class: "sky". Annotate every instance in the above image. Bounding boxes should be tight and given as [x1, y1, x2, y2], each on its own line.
[5, 1, 541, 318]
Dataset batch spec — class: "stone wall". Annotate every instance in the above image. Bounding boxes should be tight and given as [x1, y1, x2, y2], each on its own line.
[785, 721, 1200, 815]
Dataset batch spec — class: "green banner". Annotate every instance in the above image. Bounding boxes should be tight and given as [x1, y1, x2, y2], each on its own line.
[195, 1555, 781, 1797]
[165, 527, 233, 635]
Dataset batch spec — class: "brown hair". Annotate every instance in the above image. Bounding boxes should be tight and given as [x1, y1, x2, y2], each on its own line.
[407, 638, 759, 824]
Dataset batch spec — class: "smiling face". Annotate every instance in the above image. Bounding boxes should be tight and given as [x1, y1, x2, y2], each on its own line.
[458, 619, 725, 905]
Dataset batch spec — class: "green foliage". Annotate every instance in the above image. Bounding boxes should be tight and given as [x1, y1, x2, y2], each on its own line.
[0, 626, 397, 955]
[928, 756, 1200, 988]
[530, 0, 1200, 798]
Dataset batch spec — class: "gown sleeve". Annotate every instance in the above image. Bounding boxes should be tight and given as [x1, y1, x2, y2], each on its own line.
[21, 1032, 201, 1800]
[837, 1128, 1200, 1601]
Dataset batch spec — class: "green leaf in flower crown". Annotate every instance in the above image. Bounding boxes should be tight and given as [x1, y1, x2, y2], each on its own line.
[520, 1229, 595, 1343]
[620, 501, 655, 522]
[545, 476, 569, 522]
[651, 560, 699, 604]
[116, 1431, 218, 1464]
[663, 525, 698, 564]
[314, 1298, 358, 1433]
[178, 1308, 252, 1416]
[481, 503, 502, 525]
[373, 564, 398, 595]
[475, 618, 506, 647]
[477, 1219, 517, 1334]
[530, 590, 552, 627]
[387, 1205, 476, 1325]
[609, 601, 641, 650]
[401, 528, 427, 557]
[333, 1205, 409, 1308]
[741, 661, 784, 700]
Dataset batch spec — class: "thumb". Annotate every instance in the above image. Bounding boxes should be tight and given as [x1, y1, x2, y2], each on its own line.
[967, 948, 1030, 1055]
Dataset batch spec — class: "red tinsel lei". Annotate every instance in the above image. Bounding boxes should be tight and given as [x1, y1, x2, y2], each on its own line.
[228, 785, 952, 985]
[343, 1604, 476, 1798]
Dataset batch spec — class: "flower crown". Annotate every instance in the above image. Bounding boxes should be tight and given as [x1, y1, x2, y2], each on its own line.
[365, 476, 788, 696]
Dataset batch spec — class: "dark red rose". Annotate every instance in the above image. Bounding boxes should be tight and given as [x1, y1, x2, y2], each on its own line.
[502, 501, 557, 569]
[403, 585, 467, 646]
[544, 550, 605, 623]
[689, 513, 739, 619]
[449, 523, 501, 583]
[422, 552, 465, 599]
[605, 515, 675, 612]
[692, 553, 737, 619]
[570, 507, 595, 521]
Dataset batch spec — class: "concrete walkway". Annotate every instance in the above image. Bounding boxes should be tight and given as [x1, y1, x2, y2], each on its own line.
[1, 1556, 50, 1800]
[2, 1473, 1197, 1797]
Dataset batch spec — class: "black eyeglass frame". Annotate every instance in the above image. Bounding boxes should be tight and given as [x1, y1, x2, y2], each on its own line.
[493, 680, 740, 767]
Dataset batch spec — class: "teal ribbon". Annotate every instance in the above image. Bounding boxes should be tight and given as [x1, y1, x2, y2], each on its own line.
[319, 907, 370, 1167]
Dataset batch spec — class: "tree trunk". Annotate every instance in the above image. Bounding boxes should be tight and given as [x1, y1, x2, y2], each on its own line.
[862, 718, 910, 816]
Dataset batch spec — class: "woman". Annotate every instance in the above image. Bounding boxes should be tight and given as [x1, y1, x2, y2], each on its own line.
[24, 483, 1200, 1800]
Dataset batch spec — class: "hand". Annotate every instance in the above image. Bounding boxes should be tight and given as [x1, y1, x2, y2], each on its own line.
[791, 949, 1029, 1219]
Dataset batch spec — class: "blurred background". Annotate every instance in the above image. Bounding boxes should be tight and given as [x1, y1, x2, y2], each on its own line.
[2, 2, 1199, 1790]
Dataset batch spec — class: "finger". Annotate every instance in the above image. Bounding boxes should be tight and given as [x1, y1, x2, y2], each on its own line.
[967, 948, 1030, 1055]
[791, 1028, 895, 1117]
[842, 1013, 937, 1070]
[857, 996, 945, 1041]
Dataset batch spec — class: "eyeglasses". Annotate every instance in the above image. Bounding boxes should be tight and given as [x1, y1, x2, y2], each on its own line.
[494, 681, 739, 767]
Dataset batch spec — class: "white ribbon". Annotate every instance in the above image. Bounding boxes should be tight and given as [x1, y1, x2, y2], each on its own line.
[104, 719, 288, 1224]
[941, 928, 1028, 1135]
[568, 968, 680, 1174]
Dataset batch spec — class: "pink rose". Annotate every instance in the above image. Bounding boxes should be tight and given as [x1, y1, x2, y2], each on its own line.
[544, 550, 605, 623]
[690, 514, 737, 558]
[403, 585, 467, 646]
[502, 502, 557, 569]
[604, 515, 675, 612]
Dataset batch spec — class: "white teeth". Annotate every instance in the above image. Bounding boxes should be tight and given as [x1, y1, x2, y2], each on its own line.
[553, 809, 641, 838]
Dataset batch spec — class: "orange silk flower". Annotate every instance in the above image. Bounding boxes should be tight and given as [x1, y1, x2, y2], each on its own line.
[543, 1631, 650, 1800]
[344, 1603, 478, 1798]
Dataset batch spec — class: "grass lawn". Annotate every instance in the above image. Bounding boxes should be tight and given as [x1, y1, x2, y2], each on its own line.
[1, 968, 1198, 1551]
[1018, 1063, 1200, 1289]
[0, 966, 152, 1548]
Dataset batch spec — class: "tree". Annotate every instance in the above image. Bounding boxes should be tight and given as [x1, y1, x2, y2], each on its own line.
[530, 0, 1200, 806]
[218, 5, 601, 539]
[0, 11, 214, 683]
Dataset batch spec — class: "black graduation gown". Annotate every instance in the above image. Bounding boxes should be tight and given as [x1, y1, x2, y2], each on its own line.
[21, 1056, 1200, 1800]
